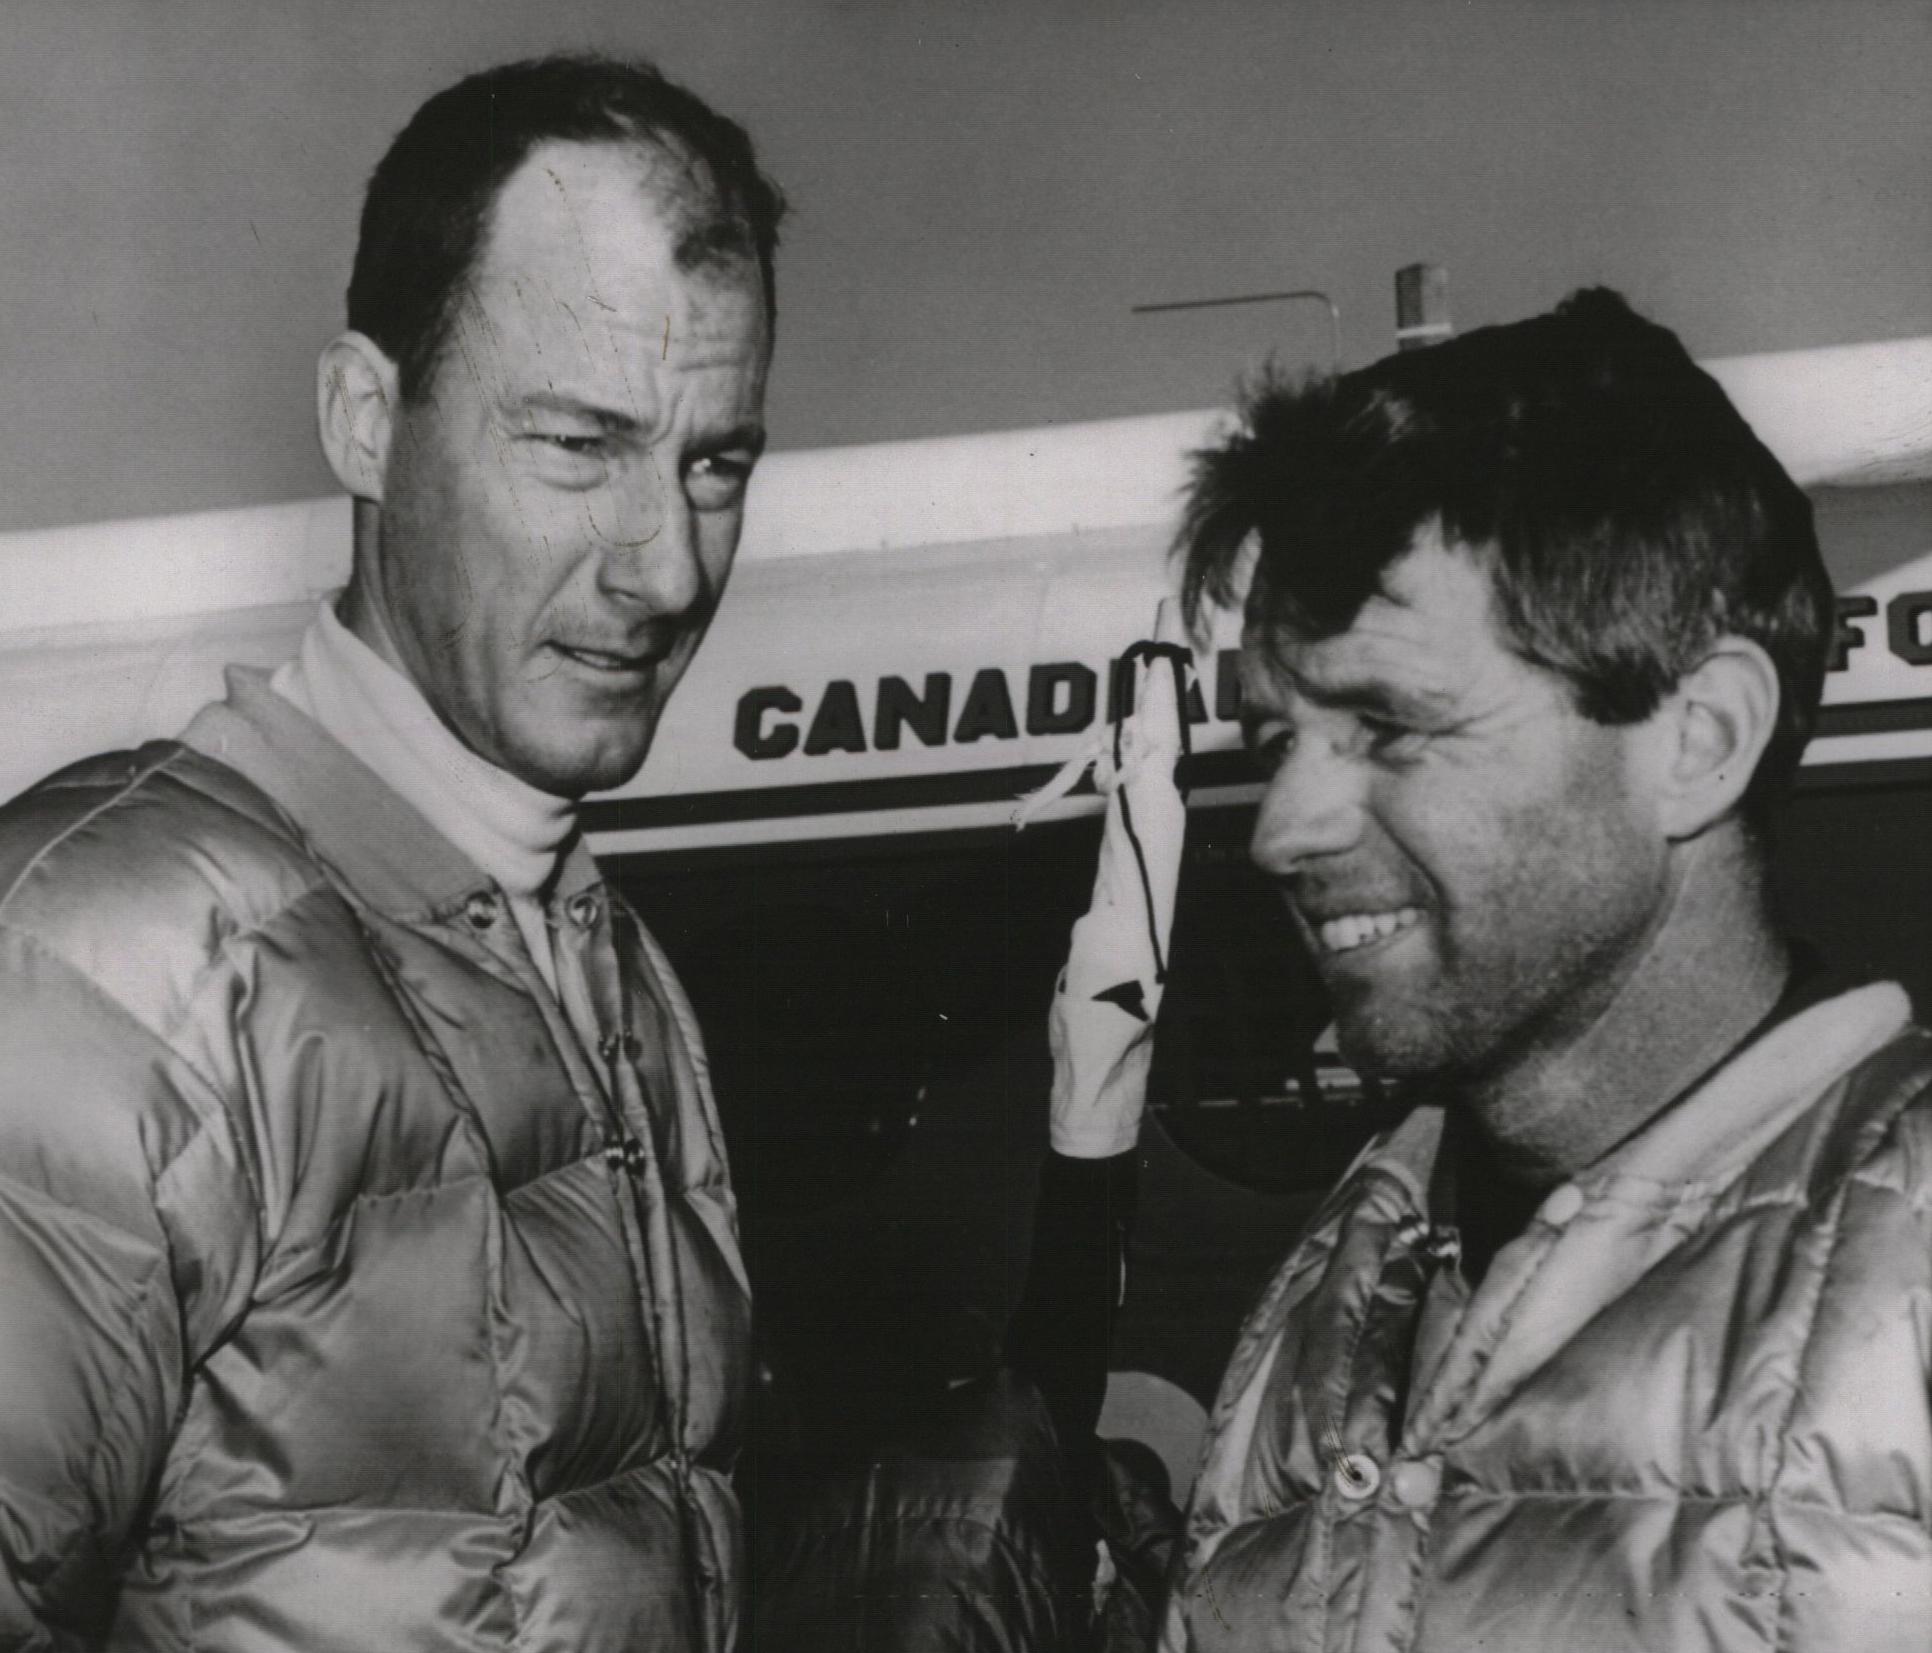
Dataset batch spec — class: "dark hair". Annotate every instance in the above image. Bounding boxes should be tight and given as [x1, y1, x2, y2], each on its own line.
[1179, 288, 1834, 813]
[347, 53, 786, 400]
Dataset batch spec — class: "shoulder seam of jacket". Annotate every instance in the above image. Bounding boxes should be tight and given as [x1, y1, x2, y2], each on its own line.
[3, 743, 321, 926]
[5, 743, 345, 1067]
[0, 744, 196, 914]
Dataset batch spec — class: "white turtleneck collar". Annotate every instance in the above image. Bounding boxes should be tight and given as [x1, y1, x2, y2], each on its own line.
[272, 602, 577, 985]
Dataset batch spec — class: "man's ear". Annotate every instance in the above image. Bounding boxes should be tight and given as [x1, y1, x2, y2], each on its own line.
[1654, 638, 1781, 840]
[316, 332, 400, 503]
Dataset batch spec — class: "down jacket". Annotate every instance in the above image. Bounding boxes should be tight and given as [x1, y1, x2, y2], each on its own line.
[0, 672, 748, 1651]
[1162, 983, 1932, 1652]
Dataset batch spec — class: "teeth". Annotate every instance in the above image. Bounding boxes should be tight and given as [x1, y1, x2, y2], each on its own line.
[1317, 907, 1421, 955]
[561, 646, 641, 671]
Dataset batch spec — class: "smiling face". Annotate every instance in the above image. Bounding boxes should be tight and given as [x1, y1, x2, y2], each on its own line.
[347, 139, 771, 797]
[1242, 528, 1674, 1086]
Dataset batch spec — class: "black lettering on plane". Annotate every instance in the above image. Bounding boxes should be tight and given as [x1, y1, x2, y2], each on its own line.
[954, 668, 1020, 743]
[1829, 590, 1932, 673]
[1887, 591, 1932, 667]
[735, 637, 1754, 763]
[804, 680, 868, 755]
[1026, 662, 1096, 736]
[1831, 596, 1878, 673]
[735, 686, 802, 760]
[875, 673, 953, 750]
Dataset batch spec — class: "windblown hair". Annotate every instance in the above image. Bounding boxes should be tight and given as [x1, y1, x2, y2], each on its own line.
[1178, 289, 1835, 812]
[347, 53, 786, 401]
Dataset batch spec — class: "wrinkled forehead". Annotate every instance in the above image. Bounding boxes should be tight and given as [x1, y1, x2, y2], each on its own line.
[473, 138, 764, 320]
[445, 140, 768, 387]
[1236, 529, 1513, 707]
[1234, 615, 1338, 715]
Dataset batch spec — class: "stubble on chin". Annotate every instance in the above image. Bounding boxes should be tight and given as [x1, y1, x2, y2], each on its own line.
[1330, 983, 1468, 1084]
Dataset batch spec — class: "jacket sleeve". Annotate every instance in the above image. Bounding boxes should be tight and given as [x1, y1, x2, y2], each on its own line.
[0, 921, 259, 1644]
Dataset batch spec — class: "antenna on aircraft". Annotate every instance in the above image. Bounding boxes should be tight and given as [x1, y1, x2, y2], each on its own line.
[1131, 265, 1455, 363]
[1130, 287, 1343, 370]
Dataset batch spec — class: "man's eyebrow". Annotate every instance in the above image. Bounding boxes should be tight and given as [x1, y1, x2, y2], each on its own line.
[514, 391, 642, 433]
[512, 394, 767, 457]
[1313, 676, 1457, 720]
[1245, 661, 1459, 724]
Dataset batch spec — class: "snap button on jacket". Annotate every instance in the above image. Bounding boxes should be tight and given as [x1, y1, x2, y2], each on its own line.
[0, 672, 748, 1651]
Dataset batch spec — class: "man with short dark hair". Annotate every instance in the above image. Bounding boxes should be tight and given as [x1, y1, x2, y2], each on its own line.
[0, 55, 780, 1649]
[1162, 291, 1932, 1652]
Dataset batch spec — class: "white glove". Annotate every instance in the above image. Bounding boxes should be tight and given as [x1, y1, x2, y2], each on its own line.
[1021, 599, 1192, 1158]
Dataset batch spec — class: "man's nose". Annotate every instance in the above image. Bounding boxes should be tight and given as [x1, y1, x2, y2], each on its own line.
[1249, 739, 1366, 875]
[593, 464, 706, 617]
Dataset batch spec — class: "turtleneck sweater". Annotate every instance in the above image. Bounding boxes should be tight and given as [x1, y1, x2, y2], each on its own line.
[271, 601, 575, 993]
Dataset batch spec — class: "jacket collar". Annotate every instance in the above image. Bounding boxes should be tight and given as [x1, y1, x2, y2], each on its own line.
[181, 667, 600, 922]
[1593, 978, 1911, 1191]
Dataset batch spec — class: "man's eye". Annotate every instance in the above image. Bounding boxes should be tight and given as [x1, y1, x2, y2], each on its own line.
[1249, 726, 1297, 775]
[535, 433, 606, 456]
[685, 453, 756, 510]
[1363, 719, 1428, 760]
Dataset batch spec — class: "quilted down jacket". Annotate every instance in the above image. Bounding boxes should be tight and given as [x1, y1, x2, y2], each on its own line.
[1162, 983, 1932, 1653]
[0, 672, 748, 1650]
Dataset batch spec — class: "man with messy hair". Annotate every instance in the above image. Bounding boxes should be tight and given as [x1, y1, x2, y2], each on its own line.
[1161, 291, 1932, 1652]
[0, 55, 779, 1650]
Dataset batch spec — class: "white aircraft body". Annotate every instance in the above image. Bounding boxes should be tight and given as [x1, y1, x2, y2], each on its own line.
[2, 334, 1929, 854]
